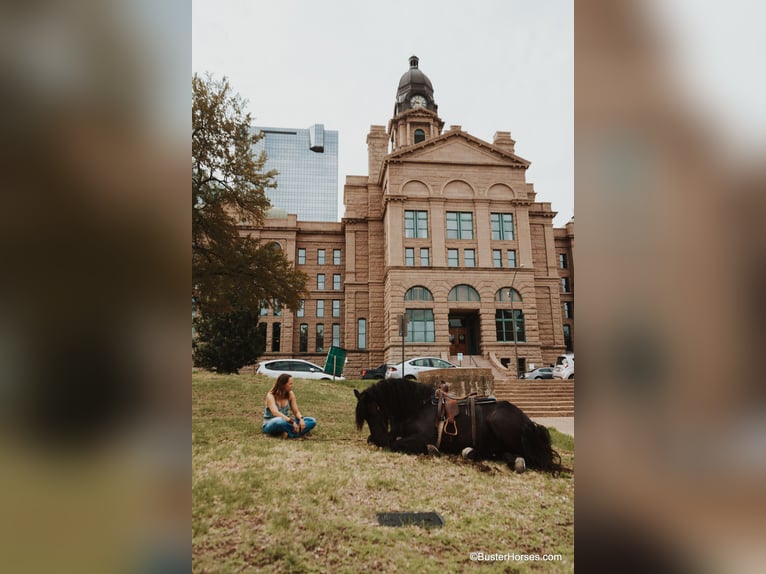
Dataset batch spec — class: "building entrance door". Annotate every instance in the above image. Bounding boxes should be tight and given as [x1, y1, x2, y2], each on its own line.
[449, 313, 478, 355]
[449, 323, 468, 355]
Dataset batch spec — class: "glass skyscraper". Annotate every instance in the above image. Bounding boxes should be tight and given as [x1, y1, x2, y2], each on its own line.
[252, 124, 339, 222]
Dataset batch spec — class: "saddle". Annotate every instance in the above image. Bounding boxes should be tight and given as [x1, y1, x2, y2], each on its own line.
[433, 382, 495, 450]
[435, 382, 477, 436]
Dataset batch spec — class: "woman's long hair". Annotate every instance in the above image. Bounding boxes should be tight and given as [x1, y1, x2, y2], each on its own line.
[269, 373, 292, 400]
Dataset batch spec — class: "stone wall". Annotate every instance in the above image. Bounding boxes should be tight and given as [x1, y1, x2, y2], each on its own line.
[418, 368, 494, 398]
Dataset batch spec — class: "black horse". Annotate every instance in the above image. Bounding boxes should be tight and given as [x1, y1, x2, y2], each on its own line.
[355, 378, 561, 473]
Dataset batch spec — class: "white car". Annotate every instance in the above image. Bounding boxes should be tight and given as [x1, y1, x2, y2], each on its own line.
[552, 353, 574, 379]
[256, 359, 345, 380]
[385, 357, 458, 380]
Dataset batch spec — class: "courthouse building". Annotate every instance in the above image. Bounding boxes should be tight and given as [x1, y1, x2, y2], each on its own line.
[246, 56, 574, 376]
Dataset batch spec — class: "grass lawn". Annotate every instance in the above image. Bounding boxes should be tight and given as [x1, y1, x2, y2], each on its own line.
[193, 370, 574, 572]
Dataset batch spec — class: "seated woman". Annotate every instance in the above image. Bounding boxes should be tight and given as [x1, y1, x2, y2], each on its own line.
[262, 373, 317, 438]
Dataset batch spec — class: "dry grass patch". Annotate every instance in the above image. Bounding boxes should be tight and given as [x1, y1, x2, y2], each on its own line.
[193, 370, 574, 572]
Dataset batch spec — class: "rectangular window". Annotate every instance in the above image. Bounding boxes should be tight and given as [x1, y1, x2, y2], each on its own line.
[405, 247, 415, 266]
[507, 250, 517, 268]
[317, 249, 325, 265]
[332, 300, 341, 318]
[564, 302, 573, 319]
[317, 274, 325, 290]
[260, 300, 269, 316]
[315, 324, 324, 353]
[420, 248, 430, 267]
[256, 323, 267, 354]
[464, 249, 476, 267]
[333, 249, 342, 265]
[271, 323, 282, 352]
[405, 309, 435, 343]
[299, 323, 308, 353]
[493, 250, 503, 268]
[332, 324, 341, 347]
[297, 248, 306, 265]
[357, 318, 367, 349]
[273, 299, 282, 317]
[491, 213, 514, 240]
[446, 211, 474, 239]
[562, 277, 570, 292]
[404, 210, 428, 238]
[447, 248, 459, 267]
[495, 310, 525, 342]
[563, 325, 572, 351]
[333, 274, 341, 290]
[296, 300, 304, 318]
[316, 300, 324, 318]
[559, 253, 568, 269]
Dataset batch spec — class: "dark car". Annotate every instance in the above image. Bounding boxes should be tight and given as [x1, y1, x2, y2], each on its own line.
[361, 364, 388, 380]
[521, 367, 554, 380]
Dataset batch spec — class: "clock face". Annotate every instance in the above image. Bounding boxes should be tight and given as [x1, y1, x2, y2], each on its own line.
[410, 95, 427, 108]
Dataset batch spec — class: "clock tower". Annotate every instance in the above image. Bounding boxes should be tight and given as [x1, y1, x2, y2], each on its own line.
[389, 55, 444, 150]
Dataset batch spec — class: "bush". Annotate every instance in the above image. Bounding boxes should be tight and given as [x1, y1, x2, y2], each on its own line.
[192, 310, 265, 374]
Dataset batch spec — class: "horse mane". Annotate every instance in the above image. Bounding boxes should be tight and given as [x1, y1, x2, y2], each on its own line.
[363, 378, 434, 420]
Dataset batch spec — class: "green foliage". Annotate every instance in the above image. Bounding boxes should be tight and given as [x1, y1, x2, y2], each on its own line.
[192, 73, 307, 316]
[192, 309, 264, 374]
[192, 73, 307, 371]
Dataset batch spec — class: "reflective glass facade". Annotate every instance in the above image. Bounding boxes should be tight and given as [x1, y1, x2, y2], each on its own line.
[252, 124, 339, 221]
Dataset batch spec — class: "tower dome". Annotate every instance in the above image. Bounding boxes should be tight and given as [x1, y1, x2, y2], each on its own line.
[394, 55, 437, 114]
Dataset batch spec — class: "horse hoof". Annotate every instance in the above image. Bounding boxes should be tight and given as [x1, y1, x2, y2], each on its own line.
[461, 447, 475, 460]
[426, 444, 441, 457]
[514, 457, 526, 473]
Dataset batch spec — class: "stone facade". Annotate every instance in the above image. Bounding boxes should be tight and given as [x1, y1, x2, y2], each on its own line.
[246, 57, 574, 377]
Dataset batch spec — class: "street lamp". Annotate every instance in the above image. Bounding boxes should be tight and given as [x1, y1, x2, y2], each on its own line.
[509, 264, 524, 378]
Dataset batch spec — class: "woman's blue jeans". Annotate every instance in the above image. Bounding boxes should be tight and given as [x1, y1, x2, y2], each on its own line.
[262, 416, 316, 438]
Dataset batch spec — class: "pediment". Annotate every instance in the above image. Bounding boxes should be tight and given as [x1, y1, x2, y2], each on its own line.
[388, 131, 530, 168]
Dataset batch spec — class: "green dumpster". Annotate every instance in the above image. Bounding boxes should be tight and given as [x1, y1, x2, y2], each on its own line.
[323, 346, 347, 377]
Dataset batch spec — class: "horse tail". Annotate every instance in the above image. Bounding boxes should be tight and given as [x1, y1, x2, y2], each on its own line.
[521, 421, 562, 473]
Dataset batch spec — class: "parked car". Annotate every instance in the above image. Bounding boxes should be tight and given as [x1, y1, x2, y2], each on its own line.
[552, 353, 574, 379]
[385, 357, 458, 380]
[522, 367, 554, 380]
[361, 364, 389, 380]
[256, 359, 345, 380]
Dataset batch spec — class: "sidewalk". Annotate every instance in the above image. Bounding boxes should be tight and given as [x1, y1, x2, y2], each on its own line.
[533, 417, 574, 438]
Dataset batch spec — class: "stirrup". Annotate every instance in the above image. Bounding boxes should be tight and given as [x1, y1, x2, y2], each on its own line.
[444, 420, 458, 436]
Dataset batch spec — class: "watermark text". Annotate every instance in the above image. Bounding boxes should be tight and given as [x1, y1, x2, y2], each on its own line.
[469, 551, 563, 562]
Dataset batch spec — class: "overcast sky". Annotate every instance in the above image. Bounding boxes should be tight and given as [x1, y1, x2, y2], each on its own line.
[193, 0, 573, 226]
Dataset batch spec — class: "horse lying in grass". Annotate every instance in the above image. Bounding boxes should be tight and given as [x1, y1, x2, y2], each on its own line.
[354, 378, 561, 473]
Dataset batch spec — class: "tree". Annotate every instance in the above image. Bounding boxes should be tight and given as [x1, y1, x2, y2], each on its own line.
[192, 309, 265, 374]
[192, 73, 307, 372]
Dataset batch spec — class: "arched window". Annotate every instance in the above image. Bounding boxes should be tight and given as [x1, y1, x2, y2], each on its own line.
[496, 310, 525, 342]
[495, 286, 524, 342]
[414, 129, 425, 143]
[404, 286, 434, 301]
[357, 318, 367, 349]
[405, 309, 435, 342]
[448, 284, 480, 301]
[495, 288, 522, 302]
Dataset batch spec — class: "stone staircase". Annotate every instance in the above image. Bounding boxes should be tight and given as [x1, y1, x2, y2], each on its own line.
[446, 355, 574, 418]
[448, 354, 507, 381]
[492, 379, 574, 418]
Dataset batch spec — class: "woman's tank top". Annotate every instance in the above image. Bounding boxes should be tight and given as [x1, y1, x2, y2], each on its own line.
[263, 397, 290, 420]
